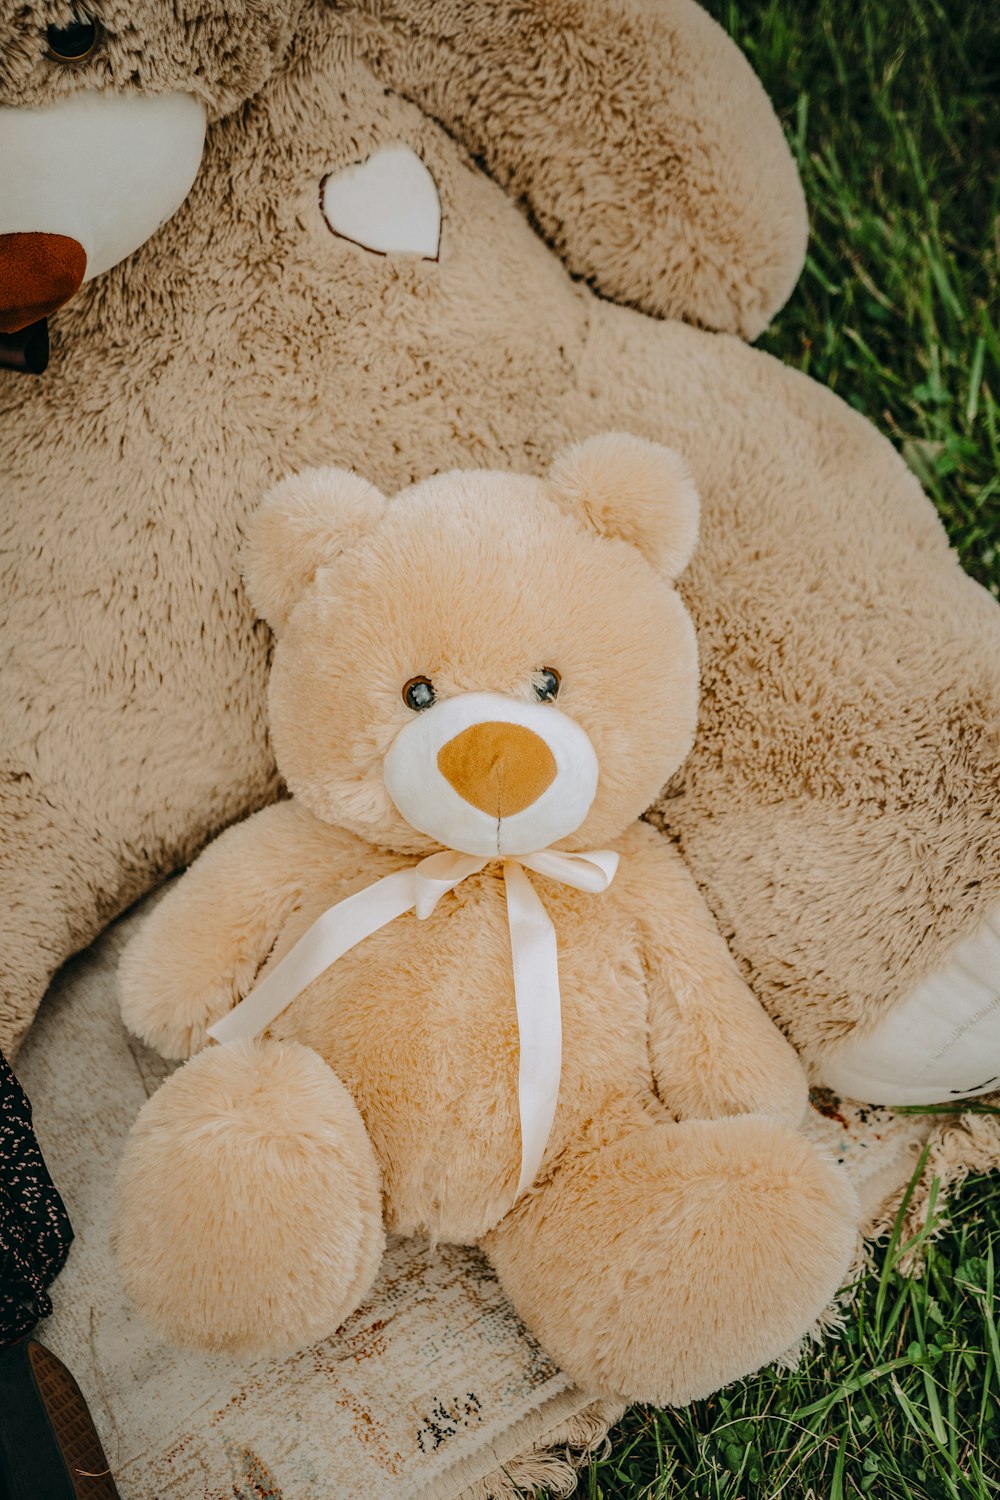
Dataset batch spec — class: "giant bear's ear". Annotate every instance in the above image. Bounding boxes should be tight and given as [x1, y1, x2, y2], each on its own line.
[242, 467, 388, 634]
[547, 433, 699, 581]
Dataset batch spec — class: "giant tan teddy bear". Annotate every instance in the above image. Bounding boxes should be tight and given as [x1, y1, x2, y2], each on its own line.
[1, 2, 999, 1152]
[113, 438, 860, 1403]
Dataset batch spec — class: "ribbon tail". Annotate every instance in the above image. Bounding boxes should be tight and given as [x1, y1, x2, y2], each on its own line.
[207, 868, 419, 1045]
[519, 849, 619, 892]
[503, 860, 562, 1199]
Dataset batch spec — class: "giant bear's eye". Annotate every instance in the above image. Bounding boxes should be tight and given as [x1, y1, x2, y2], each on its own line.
[533, 668, 561, 702]
[403, 676, 436, 711]
[47, 14, 101, 62]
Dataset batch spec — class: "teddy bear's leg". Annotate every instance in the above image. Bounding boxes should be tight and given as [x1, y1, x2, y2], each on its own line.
[0, 770, 122, 1058]
[113, 1038, 384, 1355]
[484, 1113, 858, 1406]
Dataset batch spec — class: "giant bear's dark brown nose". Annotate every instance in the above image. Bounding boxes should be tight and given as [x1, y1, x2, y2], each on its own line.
[0, 232, 87, 333]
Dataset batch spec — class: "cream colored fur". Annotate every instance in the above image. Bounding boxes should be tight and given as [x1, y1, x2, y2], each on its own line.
[1, 0, 998, 1200]
[114, 443, 859, 1405]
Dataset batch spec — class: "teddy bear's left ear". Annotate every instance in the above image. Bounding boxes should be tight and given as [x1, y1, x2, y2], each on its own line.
[547, 432, 699, 581]
[242, 467, 388, 634]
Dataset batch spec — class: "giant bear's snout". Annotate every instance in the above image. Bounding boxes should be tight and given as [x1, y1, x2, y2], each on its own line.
[0, 90, 207, 363]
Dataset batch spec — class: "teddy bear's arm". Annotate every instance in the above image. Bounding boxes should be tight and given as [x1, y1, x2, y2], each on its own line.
[352, 0, 806, 337]
[620, 826, 808, 1124]
[117, 800, 333, 1062]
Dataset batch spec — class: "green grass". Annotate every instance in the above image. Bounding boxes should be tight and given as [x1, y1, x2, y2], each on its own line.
[577, 1159, 1000, 1499]
[746, 0, 998, 593]
[569, 2, 1000, 1495]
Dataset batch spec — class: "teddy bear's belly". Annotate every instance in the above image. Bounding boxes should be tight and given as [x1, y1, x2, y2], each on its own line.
[275, 886, 652, 1241]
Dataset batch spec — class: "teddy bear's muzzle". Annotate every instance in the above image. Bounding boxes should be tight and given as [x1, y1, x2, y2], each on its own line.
[383, 691, 599, 857]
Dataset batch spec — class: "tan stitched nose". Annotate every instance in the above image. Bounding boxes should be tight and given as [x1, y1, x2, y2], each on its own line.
[437, 721, 557, 818]
[0, 232, 87, 333]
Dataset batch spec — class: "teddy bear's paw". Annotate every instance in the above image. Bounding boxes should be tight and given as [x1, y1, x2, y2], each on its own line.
[112, 1039, 385, 1356]
[663, 1021, 810, 1128]
[723, 1029, 811, 1127]
[117, 906, 256, 1061]
[485, 1114, 859, 1407]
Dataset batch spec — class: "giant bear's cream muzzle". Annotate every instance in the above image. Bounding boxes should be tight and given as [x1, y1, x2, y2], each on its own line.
[383, 691, 599, 856]
[0, 91, 206, 336]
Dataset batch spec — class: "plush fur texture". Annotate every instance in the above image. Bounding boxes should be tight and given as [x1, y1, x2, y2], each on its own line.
[243, 465, 389, 635]
[1, 0, 998, 1163]
[343, 0, 808, 338]
[0, 0, 302, 119]
[114, 445, 859, 1404]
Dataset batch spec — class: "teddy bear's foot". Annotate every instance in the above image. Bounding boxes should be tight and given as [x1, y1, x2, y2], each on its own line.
[113, 1039, 384, 1355]
[484, 1114, 859, 1406]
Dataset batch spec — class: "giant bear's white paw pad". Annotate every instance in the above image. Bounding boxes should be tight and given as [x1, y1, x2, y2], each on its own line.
[819, 903, 1000, 1105]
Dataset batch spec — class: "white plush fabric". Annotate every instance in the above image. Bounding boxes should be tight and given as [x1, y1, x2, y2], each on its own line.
[819, 903, 1000, 1105]
[383, 691, 599, 856]
[320, 146, 442, 258]
[0, 91, 205, 279]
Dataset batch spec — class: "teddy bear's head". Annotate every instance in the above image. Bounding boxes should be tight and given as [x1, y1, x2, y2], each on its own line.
[0, 1, 300, 337]
[243, 434, 700, 857]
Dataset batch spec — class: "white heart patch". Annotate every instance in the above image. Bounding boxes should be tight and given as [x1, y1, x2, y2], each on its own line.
[320, 146, 441, 260]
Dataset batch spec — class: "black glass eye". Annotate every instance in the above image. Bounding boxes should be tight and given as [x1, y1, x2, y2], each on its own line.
[47, 15, 100, 62]
[403, 676, 436, 711]
[534, 667, 561, 702]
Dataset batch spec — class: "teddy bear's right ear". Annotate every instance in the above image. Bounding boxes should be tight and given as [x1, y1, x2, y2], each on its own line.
[241, 467, 388, 634]
[547, 432, 699, 581]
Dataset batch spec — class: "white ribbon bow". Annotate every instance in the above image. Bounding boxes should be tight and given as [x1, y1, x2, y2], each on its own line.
[207, 847, 619, 1198]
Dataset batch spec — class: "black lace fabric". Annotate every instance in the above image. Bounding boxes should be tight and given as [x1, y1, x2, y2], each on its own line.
[0, 1051, 73, 1348]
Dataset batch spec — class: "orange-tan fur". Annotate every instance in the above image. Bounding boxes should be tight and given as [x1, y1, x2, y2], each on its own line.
[114, 441, 859, 1406]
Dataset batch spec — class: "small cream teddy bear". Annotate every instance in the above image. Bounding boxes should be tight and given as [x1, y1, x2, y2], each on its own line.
[114, 434, 858, 1406]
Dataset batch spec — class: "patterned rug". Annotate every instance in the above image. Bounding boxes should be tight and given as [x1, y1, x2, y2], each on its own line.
[15, 891, 932, 1499]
